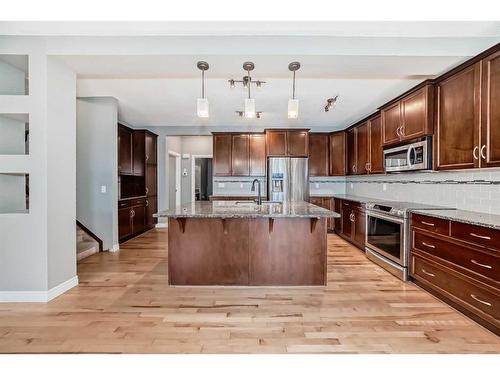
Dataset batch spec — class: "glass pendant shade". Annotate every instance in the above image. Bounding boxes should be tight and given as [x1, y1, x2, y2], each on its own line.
[288, 99, 299, 119]
[197, 98, 209, 118]
[244, 98, 256, 118]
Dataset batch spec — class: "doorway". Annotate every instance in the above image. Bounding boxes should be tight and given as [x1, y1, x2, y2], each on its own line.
[168, 151, 181, 208]
[192, 155, 213, 201]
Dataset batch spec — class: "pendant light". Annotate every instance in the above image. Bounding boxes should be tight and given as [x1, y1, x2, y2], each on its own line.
[288, 62, 301, 119]
[196, 61, 209, 118]
[243, 62, 256, 118]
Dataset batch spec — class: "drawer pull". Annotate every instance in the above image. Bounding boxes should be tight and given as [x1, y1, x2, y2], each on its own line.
[470, 259, 492, 269]
[422, 242, 435, 249]
[470, 294, 492, 307]
[421, 268, 435, 277]
[421, 221, 435, 227]
[469, 233, 491, 240]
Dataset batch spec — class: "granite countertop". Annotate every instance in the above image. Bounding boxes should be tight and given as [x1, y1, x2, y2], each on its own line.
[411, 209, 500, 230]
[154, 201, 340, 219]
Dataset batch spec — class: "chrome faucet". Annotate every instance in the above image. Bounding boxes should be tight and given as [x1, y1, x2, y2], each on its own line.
[251, 178, 262, 205]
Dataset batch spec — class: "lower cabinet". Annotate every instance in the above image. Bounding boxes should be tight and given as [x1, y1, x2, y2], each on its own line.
[118, 198, 148, 243]
[309, 196, 335, 232]
[410, 213, 500, 335]
[339, 199, 366, 250]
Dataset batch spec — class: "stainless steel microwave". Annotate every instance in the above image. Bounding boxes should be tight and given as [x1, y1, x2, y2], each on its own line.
[384, 138, 432, 172]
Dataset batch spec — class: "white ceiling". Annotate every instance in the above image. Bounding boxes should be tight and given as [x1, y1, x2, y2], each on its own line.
[48, 21, 500, 131]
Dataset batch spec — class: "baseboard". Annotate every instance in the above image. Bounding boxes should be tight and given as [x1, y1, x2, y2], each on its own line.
[0, 276, 79, 303]
[155, 223, 167, 228]
[109, 243, 120, 252]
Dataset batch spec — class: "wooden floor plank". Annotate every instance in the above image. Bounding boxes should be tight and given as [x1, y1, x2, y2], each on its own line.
[0, 228, 498, 353]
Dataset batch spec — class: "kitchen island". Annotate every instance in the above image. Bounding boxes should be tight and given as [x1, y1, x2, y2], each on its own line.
[155, 201, 339, 286]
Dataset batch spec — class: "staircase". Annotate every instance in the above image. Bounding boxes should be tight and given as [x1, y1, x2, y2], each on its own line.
[76, 225, 99, 261]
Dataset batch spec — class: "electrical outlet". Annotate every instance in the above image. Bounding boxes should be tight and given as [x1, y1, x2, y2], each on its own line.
[218, 183, 225, 188]
[100, 185, 106, 193]
[315, 183, 319, 189]
[350, 183, 353, 189]
[240, 183, 244, 188]
[383, 183, 387, 191]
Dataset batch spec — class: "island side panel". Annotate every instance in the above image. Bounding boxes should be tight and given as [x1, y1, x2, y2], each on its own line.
[168, 218, 250, 285]
[249, 218, 327, 286]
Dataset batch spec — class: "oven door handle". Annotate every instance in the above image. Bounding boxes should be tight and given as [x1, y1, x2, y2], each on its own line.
[366, 210, 405, 225]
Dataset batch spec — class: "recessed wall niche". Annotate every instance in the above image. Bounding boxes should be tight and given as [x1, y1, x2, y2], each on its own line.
[0, 173, 29, 214]
[0, 114, 29, 155]
[0, 55, 29, 95]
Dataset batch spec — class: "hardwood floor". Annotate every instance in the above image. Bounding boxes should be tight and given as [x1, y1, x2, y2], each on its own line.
[0, 228, 499, 353]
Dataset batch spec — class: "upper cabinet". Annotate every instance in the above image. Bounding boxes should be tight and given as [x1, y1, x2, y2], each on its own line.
[213, 134, 233, 176]
[308, 133, 329, 176]
[345, 113, 383, 175]
[118, 125, 133, 175]
[249, 134, 266, 176]
[329, 131, 346, 176]
[435, 46, 500, 171]
[213, 133, 266, 177]
[435, 63, 480, 170]
[132, 131, 146, 176]
[266, 129, 309, 157]
[368, 114, 384, 173]
[481, 50, 500, 168]
[381, 84, 434, 146]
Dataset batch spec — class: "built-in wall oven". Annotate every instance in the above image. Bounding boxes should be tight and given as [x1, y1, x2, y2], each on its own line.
[365, 204, 408, 280]
[384, 137, 432, 173]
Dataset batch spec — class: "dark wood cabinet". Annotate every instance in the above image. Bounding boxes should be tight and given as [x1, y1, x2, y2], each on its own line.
[381, 84, 434, 146]
[249, 134, 266, 176]
[118, 125, 133, 175]
[266, 130, 287, 156]
[266, 129, 309, 157]
[132, 131, 145, 176]
[481, 50, 500, 168]
[346, 128, 356, 175]
[355, 122, 369, 175]
[368, 114, 384, 173]
[309, 196, 335, 233]
[410, 213, 500, 335]
[309, 133, 329, 176]
[213, 133, 266, 177]
[213, 134, 232, 176]
[118, 125, 157, 242]
[338, 199, 365, 250]
[231, 134, 250, 176]
[288, 130, 309, 156]
[435, 63, 481, 170]
[381, 101, 401, 146]
[329, 131, 346, 176]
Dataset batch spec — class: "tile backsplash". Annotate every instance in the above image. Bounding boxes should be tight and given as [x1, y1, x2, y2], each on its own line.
[211, 170, 500, 215]
[345, 169, 500, 214]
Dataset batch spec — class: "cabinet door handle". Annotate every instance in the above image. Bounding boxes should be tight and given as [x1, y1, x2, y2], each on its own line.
[422, 242, 435, 249]
[480, 145, 487, 160]
[470, 294, 491, 307]
[396, 126, 401, 137]
[420, 221, 435, 227]
[470, 259, 492, 269]
[146, 154, 149, 161]
[400, 125, 405, 136]
[421, 268, 435, 277]
[145, 187, 149, 194]
[470, 232, 491, 240]
[146, 200, 149, 207]
[473, 146, 479, 160]
[130, 209, 135, 218]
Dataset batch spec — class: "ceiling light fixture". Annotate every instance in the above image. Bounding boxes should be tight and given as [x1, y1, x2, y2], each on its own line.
[324, 95, 339, 112]
[288, 62, 301, 119]
[196, 61, 209, 118]
[243, 62, 256, 118]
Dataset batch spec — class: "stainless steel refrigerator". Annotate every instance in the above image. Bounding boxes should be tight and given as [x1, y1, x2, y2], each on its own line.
[268, 157, 309, 202]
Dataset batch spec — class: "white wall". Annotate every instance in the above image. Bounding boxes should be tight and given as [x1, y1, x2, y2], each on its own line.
[47, 57, 77, 289]
[76, 97, 118, 250]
